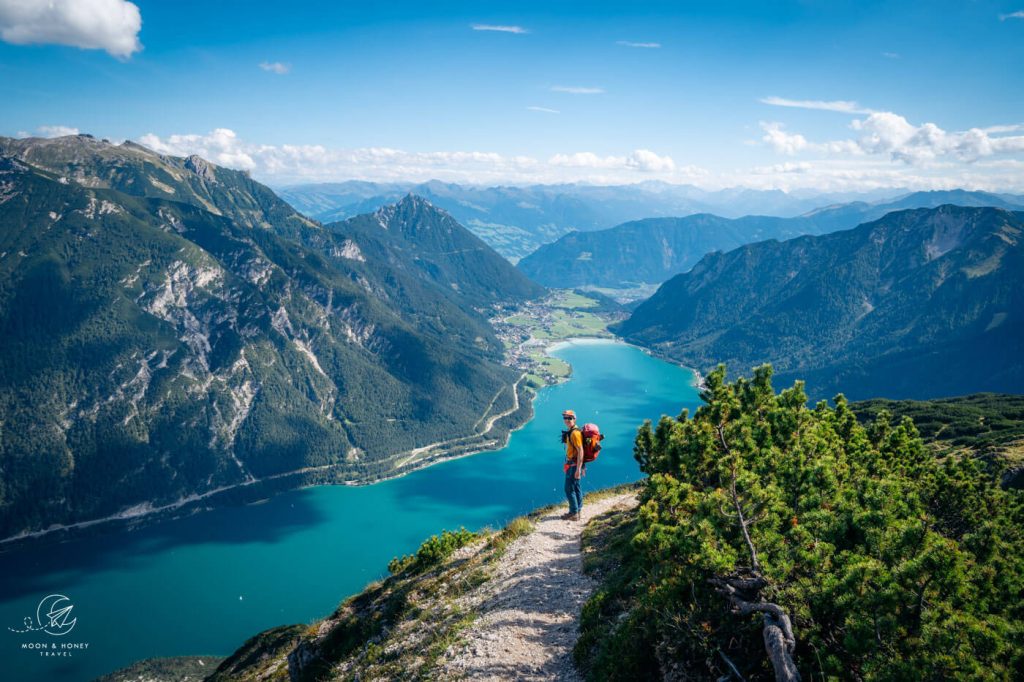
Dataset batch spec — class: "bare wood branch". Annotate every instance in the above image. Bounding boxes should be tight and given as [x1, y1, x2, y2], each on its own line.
[763, 612, 801, 682]
[710, 422, 800, 681]
[717, 424, 761, 571]
[718, 648, 746, 681]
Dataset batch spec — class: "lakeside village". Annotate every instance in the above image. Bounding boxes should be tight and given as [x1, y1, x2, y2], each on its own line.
[490, 290, 625, 389]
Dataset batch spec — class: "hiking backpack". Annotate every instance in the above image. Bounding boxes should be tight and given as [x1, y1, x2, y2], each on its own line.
[581, 423, 604, 463]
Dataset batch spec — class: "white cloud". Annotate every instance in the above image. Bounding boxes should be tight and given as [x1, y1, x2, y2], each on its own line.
[760, 122, 861, 156]
[760, 96, 876, 115]
[551, 86, 604, 94]
[882, 52, 901, 59]
[728, 155, 996, 193]
[979, 123, 1024, 134]
[548, 149, 676, 172]
[527, 106, 560, 114]
[999, 10, 1024, 20]
[751, 161, 812, 175]
[761, 110, 1024, 166]
[135, 129, 699, 185]
[851, 112, 1024, 163]
[259, 61, 290, 75]
[760, 122, 809, 155]
[616, 40, 661, 48]
[0, 0, 142, 59]
[471, 24, 527, 34]
[37, 125, 80, 138]
[626, 149, 677, 172]
[133, 125, 1024, 193]
[139, 128, 257, 171]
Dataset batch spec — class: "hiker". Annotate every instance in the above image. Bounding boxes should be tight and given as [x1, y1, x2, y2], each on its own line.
[561, 409, 584, 521]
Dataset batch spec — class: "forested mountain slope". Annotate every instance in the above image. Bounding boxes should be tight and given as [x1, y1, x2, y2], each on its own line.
[0, 137, 537, 540]
[616, 206, 1024, 400]
[517, 191, 1024, 289]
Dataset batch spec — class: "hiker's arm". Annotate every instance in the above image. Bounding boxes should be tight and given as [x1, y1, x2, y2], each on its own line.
[574, 442, 584, 478]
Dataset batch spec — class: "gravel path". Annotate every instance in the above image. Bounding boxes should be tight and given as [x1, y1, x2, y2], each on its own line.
[438, 492, 637, 681]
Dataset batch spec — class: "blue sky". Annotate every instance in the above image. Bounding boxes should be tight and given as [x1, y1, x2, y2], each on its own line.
[1, 0, 1023, 190]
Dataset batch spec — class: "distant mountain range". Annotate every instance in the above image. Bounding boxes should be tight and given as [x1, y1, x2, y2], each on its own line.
[615, 205, 1024, 401]
[518, 190, 1024, 290]
[0, 135, 540, 539]
[275, 180, 911, 261]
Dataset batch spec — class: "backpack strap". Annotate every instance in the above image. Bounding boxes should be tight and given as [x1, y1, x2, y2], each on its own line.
[568, 425, 582, 462]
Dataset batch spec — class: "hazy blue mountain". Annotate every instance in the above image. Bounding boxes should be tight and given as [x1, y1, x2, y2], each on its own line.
[518, 214, 816, 289]
[0, 137, 535, 539]
[276, 180, 904, 261]
[519, 191, 1024, 289]
[615, 206, 1024, 400]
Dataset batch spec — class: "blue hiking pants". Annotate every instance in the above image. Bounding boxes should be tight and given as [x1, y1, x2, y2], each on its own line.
[564, 467, 583, 513]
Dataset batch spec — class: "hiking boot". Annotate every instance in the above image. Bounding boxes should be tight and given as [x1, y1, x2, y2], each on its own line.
[562, 511, 577, 520]
[574, 511, 582, 522]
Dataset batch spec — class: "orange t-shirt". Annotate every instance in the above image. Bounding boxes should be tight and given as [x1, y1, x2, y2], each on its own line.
[565, 428, 583, 462]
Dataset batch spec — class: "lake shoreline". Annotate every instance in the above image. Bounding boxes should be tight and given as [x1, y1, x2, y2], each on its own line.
[547, 336, 705, 392]
[0, 335, 701, 552]
[0, 373, 538, 551]
[2, 339, 703, 682]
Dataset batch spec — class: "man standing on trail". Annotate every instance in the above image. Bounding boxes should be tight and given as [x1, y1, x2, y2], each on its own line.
[561, 409, 584, 521]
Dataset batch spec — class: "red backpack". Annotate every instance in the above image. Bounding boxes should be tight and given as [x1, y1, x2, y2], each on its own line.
[581, 423, 604, 463]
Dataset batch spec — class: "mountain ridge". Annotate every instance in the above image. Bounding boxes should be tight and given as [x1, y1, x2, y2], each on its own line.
[615, 205, 1024, 400]
[276, 180, 908, 261]
[0, 137, 540, 541]
[517, 191, 1024, 291]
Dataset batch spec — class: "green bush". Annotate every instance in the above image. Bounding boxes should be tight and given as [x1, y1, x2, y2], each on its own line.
[388, 528, 478, 575]
[578, 365, 1024, 680]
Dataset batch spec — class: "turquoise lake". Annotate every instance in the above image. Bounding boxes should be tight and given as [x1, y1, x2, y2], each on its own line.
[0, 340, 700, 682]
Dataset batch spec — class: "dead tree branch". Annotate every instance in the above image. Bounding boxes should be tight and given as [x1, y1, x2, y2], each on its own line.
[711, 421, 801, 682]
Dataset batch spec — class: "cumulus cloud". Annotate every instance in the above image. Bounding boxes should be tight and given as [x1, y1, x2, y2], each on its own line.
[37, 125, 80, 138]
[759, 122, 861, 156]
[626, 149, 677, 172]
[0, 0, 142, 59]
[134, 129, 698, 185]
[760, 111, 1024, 165]
[851, 112, 1024, 163]
[760, 96, 875, 115]
[139, 128, 257, 171]
[259, 61, 290, 75]
[551, 85, 604, 94]
[617, 40, 661, 48]
[760, 122, 809, 155]
[548, 149, 677, 172]
[999, 10, 1024, 20]
[527, 106, 560, 114]
[132, 127, 1024, 193]
[471, 24, 527, 34]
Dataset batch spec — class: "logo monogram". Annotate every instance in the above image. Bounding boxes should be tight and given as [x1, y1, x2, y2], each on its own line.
[8, 594, 77, 636]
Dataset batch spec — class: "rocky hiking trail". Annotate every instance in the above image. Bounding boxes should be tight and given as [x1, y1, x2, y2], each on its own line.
[438, 492, 638, 681]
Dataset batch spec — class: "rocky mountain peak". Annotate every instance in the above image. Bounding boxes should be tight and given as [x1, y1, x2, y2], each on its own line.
[372, 194, 451, 232]
[398, 193, 433, 209]
[184, 154, 218, 183]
